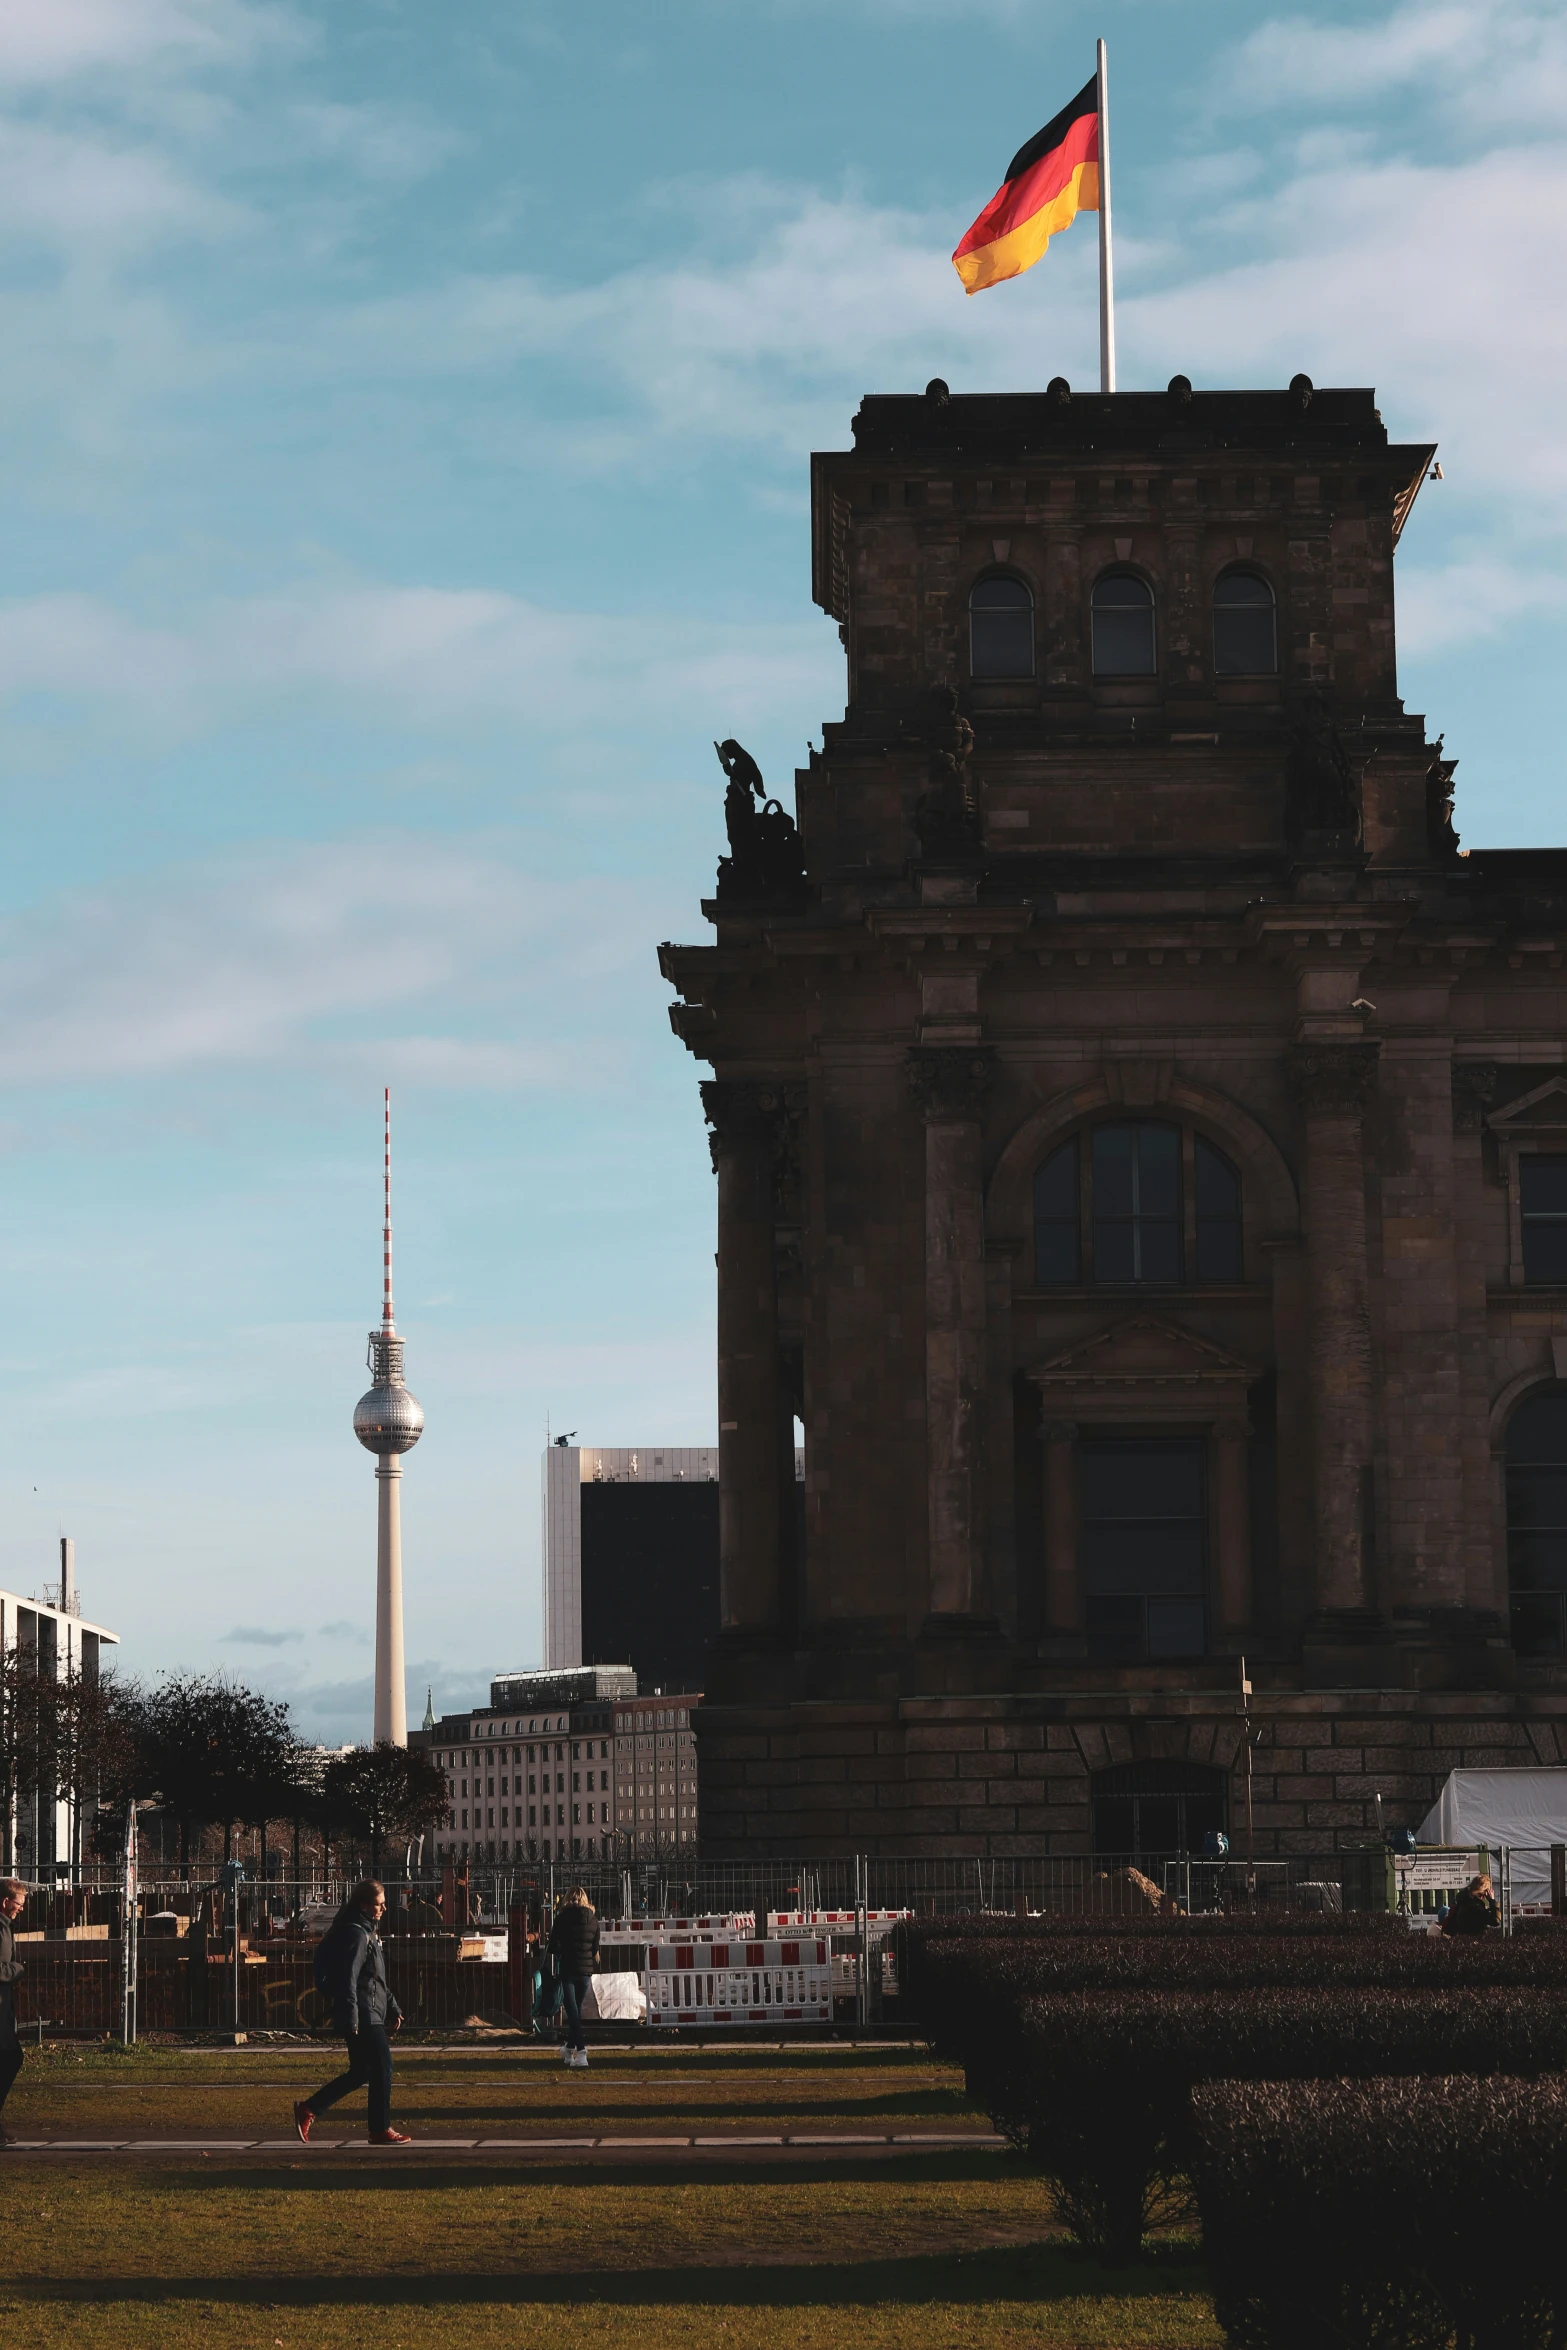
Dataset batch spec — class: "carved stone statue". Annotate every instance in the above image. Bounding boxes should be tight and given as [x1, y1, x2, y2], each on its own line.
[1285, 695, 1362, 848]
[1426, 736, 1460, 860]
[714, 738, 806, 903]
[911, 686, 982, 862]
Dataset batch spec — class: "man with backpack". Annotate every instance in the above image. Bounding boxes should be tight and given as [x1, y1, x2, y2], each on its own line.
[0, 1879, 27, 2141]
[294, 1879, 410, 2145]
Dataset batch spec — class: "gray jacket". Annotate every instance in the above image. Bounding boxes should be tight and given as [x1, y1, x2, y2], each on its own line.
[329, 1914, 402, 2036]
[0, 1916, 21, 2042]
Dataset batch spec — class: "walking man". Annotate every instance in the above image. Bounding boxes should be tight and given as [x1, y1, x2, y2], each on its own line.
[549, 1885, 599, 2069]
[294, 1879, 411, 2145]
[0, 1879, 27, 2143]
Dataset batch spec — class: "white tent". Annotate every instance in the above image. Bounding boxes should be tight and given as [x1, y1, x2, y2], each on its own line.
[1416, 1769, 1567, 1907]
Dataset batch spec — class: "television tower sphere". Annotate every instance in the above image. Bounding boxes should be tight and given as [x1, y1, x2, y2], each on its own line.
[353, 1332, 424, 1455]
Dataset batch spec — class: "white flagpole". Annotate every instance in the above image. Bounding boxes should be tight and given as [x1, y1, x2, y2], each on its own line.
[1096, 36, 1116, 393]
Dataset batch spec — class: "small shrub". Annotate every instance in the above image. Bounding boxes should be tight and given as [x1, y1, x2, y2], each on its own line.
[1192, 2075, 1567, 2350]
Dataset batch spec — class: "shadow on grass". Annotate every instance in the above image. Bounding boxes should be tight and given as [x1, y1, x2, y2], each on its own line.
[368, 2092, 975, 2125]
[163, 2154, 1012, 2193]
[12, 2239, 1207, 2312]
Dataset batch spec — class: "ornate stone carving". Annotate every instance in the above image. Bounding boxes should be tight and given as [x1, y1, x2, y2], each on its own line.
[700, 1079, 804, 1206]
[907, 1047, 993, 1123]
[1284, 1040, 1381, 1116]
[1451, 1060, 1498, 1136]
[714, 738, 807, 903]
[1284, 694, 1361, 847]
[910, 686, 981, 862]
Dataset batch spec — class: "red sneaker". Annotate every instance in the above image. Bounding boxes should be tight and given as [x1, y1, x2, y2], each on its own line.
[293, 2101, 314, 2144]
[369, 2128, 412, 2145]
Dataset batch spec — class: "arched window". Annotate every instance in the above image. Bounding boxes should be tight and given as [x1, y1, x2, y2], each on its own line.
[1213, 568, 1277, 676]
[1033, 1121, 1245, 1288]
[1091, 1760, 1226, 1858]
[970, 575, 1034, 678]
[1507, 1388, 1567, 1657]
[1091, 570, 1156, 676]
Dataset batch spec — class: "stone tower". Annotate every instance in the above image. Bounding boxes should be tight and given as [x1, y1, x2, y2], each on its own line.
[661, 374, 1567, 1859]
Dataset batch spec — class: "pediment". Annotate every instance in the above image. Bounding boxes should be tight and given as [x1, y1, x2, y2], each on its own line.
[1488, 1077, 1567, 1134]
[1030, 1314, 1258, 1391]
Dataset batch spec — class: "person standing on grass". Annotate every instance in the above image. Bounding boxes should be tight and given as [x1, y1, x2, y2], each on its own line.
[294, 1879, 411, 2145]
[549, 1886, 599, 2069]
[0, 1879, 27, 2141]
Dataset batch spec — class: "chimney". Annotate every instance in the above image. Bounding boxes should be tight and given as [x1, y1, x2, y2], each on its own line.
[60, 1536, 75, 1614]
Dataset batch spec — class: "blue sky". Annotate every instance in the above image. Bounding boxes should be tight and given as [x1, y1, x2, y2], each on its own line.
[0, 0, 1563, 1740]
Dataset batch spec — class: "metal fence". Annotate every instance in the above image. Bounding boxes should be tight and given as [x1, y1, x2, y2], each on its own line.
[10, 1848, 1563, 2043]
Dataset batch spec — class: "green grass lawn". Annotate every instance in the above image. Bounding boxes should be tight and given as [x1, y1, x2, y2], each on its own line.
[0, 2043, 1222, 2350]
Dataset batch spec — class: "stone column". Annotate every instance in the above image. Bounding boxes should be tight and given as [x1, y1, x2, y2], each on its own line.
[1213, 1415, 1253, 1635]
[1041, 1418, 1081, 1632]
[702, 1080, 787, 1637]
[908, 1047, 992, 1625]
[1285, 1040, 1380, 1616]
[1452, 1061, 1501, 1616]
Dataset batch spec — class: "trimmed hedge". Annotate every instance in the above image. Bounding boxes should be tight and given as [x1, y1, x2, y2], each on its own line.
[1192, 2076, 1567, 2350]
[905, 1926, 1567, 2042]
[990, 1988, 1567, 2262]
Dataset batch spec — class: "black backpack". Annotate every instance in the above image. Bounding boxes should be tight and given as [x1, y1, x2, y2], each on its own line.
[312, 1910, 356, 1998]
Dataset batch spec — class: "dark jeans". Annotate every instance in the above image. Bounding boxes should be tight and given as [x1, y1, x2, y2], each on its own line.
[561, 1975, 590, 2051]
[0, 2046, 21, 2115]
[305, 2023, 393, 2135]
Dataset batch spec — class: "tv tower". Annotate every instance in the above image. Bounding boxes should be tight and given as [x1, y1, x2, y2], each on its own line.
[353, 1089, 424, 1745]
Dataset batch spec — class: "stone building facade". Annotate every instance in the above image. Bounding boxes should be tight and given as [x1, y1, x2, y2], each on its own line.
[659, 375, 1567, 1858]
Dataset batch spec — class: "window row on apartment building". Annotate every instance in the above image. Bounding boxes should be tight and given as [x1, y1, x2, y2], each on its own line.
[413, 1669, 700, 1865]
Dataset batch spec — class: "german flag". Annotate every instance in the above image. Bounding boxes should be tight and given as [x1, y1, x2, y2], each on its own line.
[953, 76, 1099, 296]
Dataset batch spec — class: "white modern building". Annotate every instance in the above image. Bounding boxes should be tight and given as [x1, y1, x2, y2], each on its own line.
[0, 1539, 120, 1882]
[543, 1444, 719, 1672]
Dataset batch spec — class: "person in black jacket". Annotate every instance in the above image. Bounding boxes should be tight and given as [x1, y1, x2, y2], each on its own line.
[549, 1888, 599, 2069]
[0, 1879, 27, 2141]
[1441, 1873, 1500, 1935]
[294, 1880, 410, 2144]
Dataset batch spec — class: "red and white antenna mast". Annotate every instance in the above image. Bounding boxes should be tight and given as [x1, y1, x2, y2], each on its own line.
[382, 1085, 395, 1332]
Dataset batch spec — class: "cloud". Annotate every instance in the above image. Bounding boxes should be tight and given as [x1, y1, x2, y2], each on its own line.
[1391, 557, 1567, 657]
[1122, 144, 1567, 529]
[0, 0, 290, 88]
[318, 1619, 367, 1641]
[0, 837, 654, 1089]
[1232, 0, 1567, 129]
[0, 585, 839, 736]
[222, 1622, 302, 1646]
[0, 117, 242, 252]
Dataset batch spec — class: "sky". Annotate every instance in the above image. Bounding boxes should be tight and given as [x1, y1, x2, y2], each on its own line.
[0, 0, 1564, 1742]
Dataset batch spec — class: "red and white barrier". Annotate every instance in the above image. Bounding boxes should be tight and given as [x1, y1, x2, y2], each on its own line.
[643, 1937, 831, 2024]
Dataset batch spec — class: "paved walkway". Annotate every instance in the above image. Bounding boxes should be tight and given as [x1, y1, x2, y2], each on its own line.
[2, 2129, 1005, 2160]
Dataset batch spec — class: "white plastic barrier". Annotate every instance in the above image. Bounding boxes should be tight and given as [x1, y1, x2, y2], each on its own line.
[643, 1936, 831, 2025]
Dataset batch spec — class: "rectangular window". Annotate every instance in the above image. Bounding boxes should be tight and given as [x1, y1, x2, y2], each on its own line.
[1521, 1156, 1567, 1283]
[1080, 1435, 1207, 1662]
[528, 1806, 536, 1826]
[1093, 1123, 1181, 1284]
